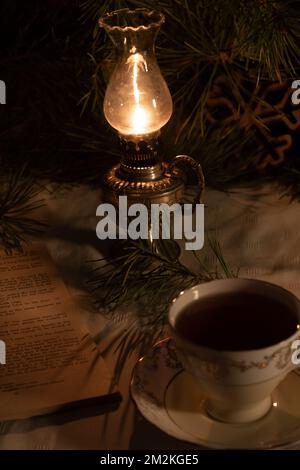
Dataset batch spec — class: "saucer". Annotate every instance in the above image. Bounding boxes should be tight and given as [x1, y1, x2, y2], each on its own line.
[131, 338, 300, 449]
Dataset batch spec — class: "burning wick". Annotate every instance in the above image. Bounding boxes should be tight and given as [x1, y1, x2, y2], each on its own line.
[127, 52, 150, 135]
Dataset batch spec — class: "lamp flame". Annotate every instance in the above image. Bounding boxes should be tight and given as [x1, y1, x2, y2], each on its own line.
[125, 53, 150, 135]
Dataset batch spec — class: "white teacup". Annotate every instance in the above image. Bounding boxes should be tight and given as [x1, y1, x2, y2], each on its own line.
[168, 279, 300, 424]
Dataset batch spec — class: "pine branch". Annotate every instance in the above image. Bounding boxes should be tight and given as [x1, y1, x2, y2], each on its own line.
[82, 0, 300, 140]
[88, 237, 235, 378]
[0, 168, 46, 252]
[237, 0, 300, 81]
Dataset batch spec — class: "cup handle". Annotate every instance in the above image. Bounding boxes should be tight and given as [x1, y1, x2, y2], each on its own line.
[169, 155, 205, 206]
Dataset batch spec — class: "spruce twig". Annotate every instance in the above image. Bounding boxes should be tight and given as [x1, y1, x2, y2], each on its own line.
[88, 237, 235, 379]
[0, 168, 46, 252]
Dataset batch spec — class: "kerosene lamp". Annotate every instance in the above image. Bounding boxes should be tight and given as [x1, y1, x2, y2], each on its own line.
[99, 8, 204, 207]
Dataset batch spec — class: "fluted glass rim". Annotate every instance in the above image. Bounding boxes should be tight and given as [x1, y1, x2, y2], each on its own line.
[99, 8, 165, 32]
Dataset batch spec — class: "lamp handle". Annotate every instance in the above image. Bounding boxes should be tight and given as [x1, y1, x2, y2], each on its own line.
[170, 155, 205, 206]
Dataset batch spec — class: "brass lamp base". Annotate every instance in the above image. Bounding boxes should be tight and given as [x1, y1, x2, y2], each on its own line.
[102, 132, 204, 206]
[103, 162, 186, 205]
[102, 132, 205, 258]
[103, 132, 186, 205]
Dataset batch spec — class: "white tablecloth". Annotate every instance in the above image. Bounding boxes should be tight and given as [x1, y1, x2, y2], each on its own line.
[0, 183, 300, 449]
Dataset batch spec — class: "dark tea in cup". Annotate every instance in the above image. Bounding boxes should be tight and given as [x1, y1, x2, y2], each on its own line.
[175, 291, 299, 351]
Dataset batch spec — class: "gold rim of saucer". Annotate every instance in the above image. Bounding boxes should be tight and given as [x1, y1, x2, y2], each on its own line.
[131, 338, 300, 450]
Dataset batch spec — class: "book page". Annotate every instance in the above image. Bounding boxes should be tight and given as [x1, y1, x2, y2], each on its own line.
[0, 246, 116, 421]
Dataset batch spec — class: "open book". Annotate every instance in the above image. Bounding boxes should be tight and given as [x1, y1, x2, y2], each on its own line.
[0, 245, 118, 421]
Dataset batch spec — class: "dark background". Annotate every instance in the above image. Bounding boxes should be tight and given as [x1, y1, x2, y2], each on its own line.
[1, 1, 300, 193]
[0, 0, 113, 183]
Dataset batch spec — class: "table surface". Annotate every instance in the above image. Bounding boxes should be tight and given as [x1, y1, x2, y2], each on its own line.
[1, 183, 300, 450]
